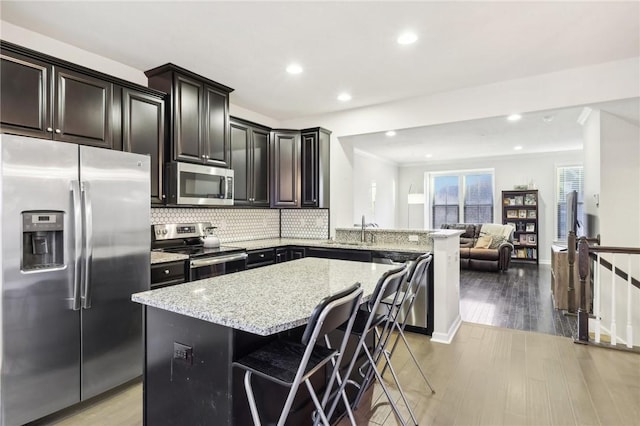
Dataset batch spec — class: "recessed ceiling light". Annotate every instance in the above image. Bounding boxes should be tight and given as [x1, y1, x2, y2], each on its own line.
[514, 146, 523, 151]
[337, 93, 352, 102]
[385, 130, 396, 137]
[424, 154, 433, 158]
[286, 63, 303, 74]
[507, 114, 522, 121]
[397, 32, 418, 45]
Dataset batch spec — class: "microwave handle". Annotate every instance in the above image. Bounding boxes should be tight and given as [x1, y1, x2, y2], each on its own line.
[219, 176, 225, 197]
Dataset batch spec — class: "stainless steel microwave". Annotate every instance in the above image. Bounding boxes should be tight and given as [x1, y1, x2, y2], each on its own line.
[167, 162, 234, 206]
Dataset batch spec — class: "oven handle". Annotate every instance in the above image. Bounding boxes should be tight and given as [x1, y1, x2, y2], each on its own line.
[190, 253, 248, 268]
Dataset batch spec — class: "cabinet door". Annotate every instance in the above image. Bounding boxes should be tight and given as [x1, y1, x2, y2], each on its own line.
[252, 128, 270, 206]
[122, 88, 166, 204]
[271, 131, 300, 207]
[203, 85, 229, 167]
[301, 131, 318, 207]
[230, 120, 251, 205]
[173, 74, 203, 163]
[54, 67, 114, 148]
[0, 52, 52, 138]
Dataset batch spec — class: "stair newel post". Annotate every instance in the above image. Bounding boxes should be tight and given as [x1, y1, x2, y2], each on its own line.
[577, 237, 590, 343]
[567, 231, 577, 313]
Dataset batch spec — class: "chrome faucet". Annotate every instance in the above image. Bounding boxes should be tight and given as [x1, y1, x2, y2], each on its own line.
[361, 215, 366, 242]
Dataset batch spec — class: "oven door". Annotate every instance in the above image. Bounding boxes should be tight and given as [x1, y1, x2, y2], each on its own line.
[169, 162, 234, 206]
[189, 252, 248, 281]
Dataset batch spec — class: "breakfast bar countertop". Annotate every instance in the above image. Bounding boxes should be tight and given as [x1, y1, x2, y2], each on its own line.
[132, 257, 397, 336]
[231, 237, 432, 253]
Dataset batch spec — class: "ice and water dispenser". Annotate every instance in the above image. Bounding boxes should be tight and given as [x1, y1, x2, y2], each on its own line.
[21, 211, 64, 271]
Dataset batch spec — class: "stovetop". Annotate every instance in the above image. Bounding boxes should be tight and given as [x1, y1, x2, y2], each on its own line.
[152, 222, 245, 258]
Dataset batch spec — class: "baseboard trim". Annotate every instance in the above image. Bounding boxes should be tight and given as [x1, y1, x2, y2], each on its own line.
[431, 314, 462, 344]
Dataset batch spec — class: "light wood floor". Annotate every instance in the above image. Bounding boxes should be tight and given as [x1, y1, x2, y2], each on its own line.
[28, 323, 639, 426]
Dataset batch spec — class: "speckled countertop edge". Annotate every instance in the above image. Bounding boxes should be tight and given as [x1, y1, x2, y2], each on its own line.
[150, 251, 189, 264]
[133, 257, 399, 336]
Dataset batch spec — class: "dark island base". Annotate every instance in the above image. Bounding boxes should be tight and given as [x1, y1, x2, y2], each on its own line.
[143, 307, 372, 425]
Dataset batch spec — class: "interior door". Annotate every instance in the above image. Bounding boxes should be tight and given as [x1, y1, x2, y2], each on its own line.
[78, 145, 150, 400]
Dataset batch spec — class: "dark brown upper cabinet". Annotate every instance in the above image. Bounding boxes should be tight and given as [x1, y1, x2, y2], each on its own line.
[122, 88, 166, 204]
[1, 46, 117, 149]
[145, 64, 233, 168]
[301, 127, 331, 208]
[230, 117, 270, 207]
[270, 129, 301, 208]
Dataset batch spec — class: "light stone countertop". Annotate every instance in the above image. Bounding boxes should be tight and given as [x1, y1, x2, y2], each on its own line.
[150, 251, 189, 265]
[230, 237, 431, 254]
[132, 257, 399, 336]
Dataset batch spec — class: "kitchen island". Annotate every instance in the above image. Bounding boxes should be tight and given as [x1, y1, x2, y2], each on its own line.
[132, 257, 398, 425]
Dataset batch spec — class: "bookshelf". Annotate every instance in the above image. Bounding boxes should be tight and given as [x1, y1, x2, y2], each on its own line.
[502, 189, 539, 264]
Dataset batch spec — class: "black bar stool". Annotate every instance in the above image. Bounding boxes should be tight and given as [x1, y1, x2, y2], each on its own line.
[324, 265, 416, 425]
[380, 253, 435, 394]
[233, 283, 363, 426]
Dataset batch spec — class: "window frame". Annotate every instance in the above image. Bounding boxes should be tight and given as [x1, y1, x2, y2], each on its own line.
[555, 164, 585, 241]
[426, 169, 495, 228]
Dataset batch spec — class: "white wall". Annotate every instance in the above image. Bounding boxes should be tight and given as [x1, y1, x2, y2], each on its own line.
[352, 149, 398, 228]
[582, 109, 602, 237]
[280, 58, 640, 232]
[598, 110, 640, 344]
[397, 151, 582, 264]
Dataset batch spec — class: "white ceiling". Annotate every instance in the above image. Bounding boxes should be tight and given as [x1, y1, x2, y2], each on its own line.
[1, 1, 639, 122]
[343, 97, 640, 165]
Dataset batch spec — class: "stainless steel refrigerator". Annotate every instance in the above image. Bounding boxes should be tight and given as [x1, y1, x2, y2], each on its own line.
[0, 134, 150, 426]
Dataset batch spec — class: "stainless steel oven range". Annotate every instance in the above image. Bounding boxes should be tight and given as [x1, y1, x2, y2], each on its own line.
[152, 223, 247, 281]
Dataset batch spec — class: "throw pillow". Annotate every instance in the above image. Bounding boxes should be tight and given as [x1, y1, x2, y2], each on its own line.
[489, 235, 507, 249]
[475, 235, 493, 249]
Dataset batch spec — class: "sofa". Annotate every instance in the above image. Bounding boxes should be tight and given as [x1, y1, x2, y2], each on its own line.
[441, 223, 515, 272]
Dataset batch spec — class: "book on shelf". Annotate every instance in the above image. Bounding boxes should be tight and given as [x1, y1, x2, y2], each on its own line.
[524, 193, 537, 205]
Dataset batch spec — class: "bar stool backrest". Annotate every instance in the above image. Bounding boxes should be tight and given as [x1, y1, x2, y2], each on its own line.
[367, 265, 408, 312]
[407, 253, 432, 294]
[302, 283, 363, 346]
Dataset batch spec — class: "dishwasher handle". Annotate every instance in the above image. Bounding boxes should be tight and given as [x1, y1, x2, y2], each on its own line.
[190, 253, 248, 268]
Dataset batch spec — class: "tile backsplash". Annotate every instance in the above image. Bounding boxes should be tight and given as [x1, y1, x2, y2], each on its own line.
[280, 209, 329, 239]
[151, 208, 329, 242]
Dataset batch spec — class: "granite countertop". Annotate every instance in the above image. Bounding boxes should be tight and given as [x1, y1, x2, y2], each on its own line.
[150, 251, 189, 265]
[233, 238, 431, 254]
[132, 257, 398, 336]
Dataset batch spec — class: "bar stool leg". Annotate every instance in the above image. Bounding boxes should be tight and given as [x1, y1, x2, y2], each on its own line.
[243, 371, 262, 426]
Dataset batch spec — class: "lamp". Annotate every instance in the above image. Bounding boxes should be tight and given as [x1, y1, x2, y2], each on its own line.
[407, 185, 424, 228]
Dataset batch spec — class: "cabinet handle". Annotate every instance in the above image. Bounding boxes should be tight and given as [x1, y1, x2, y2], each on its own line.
[201, 155, 206, 159]
[46, 127, 53, 132]
[313, 199, 317, 202]
[259, 254, 265, 258]
[55, 129, 61, 134]
[164, 269, 170, 274]
[205, 155, 210, 159]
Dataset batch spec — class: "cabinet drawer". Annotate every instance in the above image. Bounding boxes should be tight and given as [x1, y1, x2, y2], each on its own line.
[247, 248, 275, 268]
[151, 261, 186, 287]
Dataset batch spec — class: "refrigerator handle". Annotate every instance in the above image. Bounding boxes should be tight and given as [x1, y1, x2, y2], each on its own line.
[81, 181, 94, 309]
[71, 181, 82, 311]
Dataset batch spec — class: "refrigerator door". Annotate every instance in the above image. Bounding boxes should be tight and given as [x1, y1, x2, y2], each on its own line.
[78, 145, 150, 400]
[0, 135, 81, 425]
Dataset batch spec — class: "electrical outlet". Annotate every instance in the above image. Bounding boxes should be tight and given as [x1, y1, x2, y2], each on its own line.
[173, 342, 193, 365]
[408, 235, 419, 242]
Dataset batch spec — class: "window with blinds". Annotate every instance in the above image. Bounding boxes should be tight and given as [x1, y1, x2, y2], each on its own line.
[556, 166, 584, 240]
[431, 171, 494, 228]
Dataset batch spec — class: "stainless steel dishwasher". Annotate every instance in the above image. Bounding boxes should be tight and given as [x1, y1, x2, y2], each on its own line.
[372, 250, 433, 335]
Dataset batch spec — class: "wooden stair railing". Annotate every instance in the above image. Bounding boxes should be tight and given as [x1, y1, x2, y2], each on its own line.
[574, 237, 640, 352]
